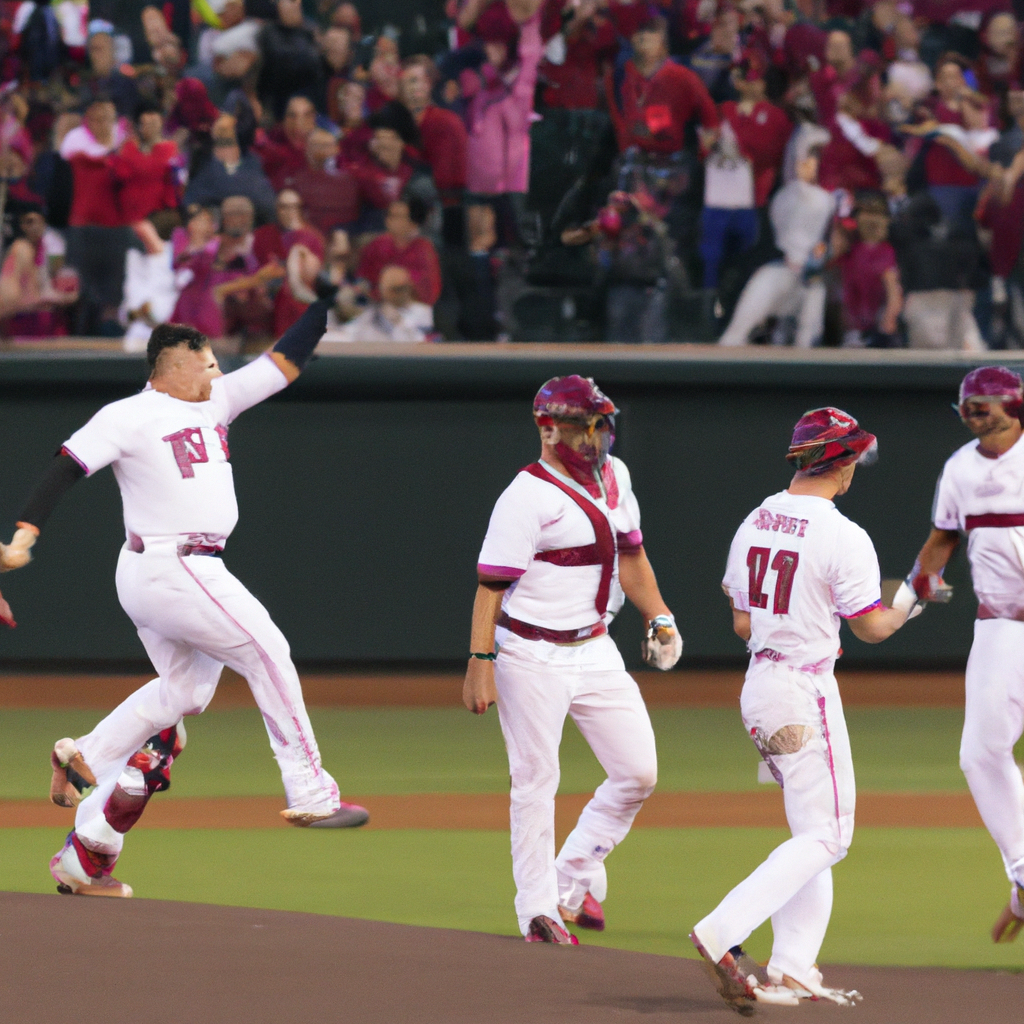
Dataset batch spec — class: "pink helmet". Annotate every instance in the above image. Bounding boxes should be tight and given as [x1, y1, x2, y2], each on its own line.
[958, 366, 1024, 416]
[786, 407, 877, 474]
[533, 376, 617, 425]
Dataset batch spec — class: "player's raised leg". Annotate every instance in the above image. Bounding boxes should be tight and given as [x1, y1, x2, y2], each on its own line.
[556, 662, 657, 925]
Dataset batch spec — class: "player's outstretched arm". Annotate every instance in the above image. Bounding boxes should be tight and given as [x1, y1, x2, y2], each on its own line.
[0, 452, 85, 571]
[463, 581, 508, 714]
[267, 280, 337, 383]
[908, 527, 960, 602]
[847, 601, 918, 644]
[620, 548, 683, 670]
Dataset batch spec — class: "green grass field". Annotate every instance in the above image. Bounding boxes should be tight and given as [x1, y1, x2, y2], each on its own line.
[3, 705, 1023, 970]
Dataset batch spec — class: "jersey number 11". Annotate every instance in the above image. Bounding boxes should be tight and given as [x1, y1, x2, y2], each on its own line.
[747, 547, 799, 614]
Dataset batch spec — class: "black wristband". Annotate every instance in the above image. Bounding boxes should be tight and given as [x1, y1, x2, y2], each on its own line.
[18, 452, 85, 529]
[469, 652, 496, 661]
[271, 298, 329, 371]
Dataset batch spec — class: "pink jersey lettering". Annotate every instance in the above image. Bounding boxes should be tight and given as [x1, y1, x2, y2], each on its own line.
[797, 519, 809, 537]
[162, 428, 209, 479]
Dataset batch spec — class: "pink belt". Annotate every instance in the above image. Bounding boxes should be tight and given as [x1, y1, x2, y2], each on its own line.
[754, 648, 832, 674]
[497, 612, 607, 645]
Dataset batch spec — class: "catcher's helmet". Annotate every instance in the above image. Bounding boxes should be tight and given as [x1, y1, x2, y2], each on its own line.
[786, 407, 877, 475]
[533, 376, 617, 425]
[958, 366, 1024, 417]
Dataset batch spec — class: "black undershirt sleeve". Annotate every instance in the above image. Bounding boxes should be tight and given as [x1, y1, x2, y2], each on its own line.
[272, 297, 329, 371]
[18, 453, 86, 529]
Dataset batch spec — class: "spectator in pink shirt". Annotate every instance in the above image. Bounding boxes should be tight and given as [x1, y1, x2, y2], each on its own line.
[461, 0, 544, 245]
[838, 191, 903, 346]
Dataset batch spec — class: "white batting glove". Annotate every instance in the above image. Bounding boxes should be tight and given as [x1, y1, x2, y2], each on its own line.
[0, 526, 38, 572]
[891, 580, 924, 620]
[642, 614, 683, 670]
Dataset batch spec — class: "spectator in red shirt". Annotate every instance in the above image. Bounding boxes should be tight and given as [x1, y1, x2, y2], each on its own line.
[817, 81, 895, 194]
[700, 51, 791, 288]
[253, 188, 326, 334]
[255, 94, 317, 190]
[285, 128, 361, 235]
[838, 190, 902, 346]
[357, 197, 442, 306]
[60, 94, 135, 335]
[808, 29, 857, 124]
[349, 115, 419, 231]
[923, 53, 984, 227]
[111, 101, 181, 256]
[538, 0, 617, 111]
[399, 55, 469, 240]
[606, 16, 718, 156]
[335, 80, 373, 164]
[977, 13, 1022, 106]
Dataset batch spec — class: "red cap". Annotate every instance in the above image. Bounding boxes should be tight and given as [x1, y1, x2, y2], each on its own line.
[533, 376, 617, 424]
[476, 2, 519, 45]
[786, 407, 877, 474]
[959, 366, 1024, 410]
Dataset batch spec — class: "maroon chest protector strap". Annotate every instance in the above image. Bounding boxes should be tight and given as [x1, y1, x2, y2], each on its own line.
[524, 462, 616, 616]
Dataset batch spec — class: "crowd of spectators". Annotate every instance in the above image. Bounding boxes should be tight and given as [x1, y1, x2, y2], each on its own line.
[0, 0, 1023, 347]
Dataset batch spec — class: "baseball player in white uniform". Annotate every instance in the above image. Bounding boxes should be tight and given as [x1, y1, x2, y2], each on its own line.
[0, 296, 368, 899]
[462, 376, 683, 944]
[905, 366, 1024, 944]
[690, 407, 921, 1013]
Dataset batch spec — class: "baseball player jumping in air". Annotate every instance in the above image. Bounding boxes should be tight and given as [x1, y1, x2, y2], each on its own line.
[463, 376, 683, 944]
[691, 408, 922, 1013]
[0, 292, 368, 899]
[906, 367, 1024, 945]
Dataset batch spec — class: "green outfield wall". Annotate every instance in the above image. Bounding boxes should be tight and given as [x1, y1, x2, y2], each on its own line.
[0, 345, 1015, 669]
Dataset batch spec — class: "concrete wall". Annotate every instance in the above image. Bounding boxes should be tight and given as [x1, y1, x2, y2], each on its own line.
[0, 346, 1011, 668]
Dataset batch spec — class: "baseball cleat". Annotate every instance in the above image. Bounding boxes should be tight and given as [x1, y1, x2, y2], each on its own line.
[690, 933, 757, 1016]
[49, 833, 133, 898]
[766, 965, 862, 1006]
[559, 891, 605, 931]
[992, 884, 1024, 943]
[525, 916, 579, 944]
[49, 738, 97, 808]
[280, 801, 370, 828]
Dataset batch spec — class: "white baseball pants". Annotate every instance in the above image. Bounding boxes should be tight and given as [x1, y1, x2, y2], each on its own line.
[494, 633, 658, 936]
[693, 660, 854, 987]
[718, 264, 826, 349]
[961, 618, 1024, 885]
[73, 540, 340, 855]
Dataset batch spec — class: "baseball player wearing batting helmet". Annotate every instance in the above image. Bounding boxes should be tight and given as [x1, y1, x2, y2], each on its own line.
[905, 366, 1024, 944]
[690, 408, 921, 1013]
[463, 375, 682, 944]
[0, 293, 368, 898]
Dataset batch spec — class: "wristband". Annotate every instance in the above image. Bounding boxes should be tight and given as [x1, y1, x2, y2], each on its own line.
[469, 652, 496, 661]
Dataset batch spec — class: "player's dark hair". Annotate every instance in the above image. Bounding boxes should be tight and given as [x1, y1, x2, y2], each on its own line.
[147, 324, 209, 370]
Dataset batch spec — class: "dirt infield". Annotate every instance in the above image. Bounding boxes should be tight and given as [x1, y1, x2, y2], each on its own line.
[1, 891, 1019, 1024]
[0, 789, 984, 830]
[0, 667, 968, 709]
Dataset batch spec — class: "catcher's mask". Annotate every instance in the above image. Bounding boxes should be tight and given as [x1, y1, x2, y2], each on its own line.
[956, 366, 1024, 420]
[534, 375, 618, 475]
[786, 407, 877, 476]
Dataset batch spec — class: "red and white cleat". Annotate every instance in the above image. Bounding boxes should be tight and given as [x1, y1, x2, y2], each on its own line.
[50, 833, 133, 898]
[526, 916, 579, 945]
[559, 891, 605, 931]
[766, 965, 862, 1006]
[690, 933, 758, 1016]
[281, 801, 370, 828]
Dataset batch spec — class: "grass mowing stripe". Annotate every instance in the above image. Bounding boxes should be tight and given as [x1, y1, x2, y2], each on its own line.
[0, 707, 982, 799]
[1, 826, 1019, 970]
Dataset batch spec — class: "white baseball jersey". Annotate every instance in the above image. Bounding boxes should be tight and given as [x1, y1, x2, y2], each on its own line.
[723, 490, 881, 665]
[933, 434, 1024, 618]
[478, 456, 642, 631]
[62, 354, 287, 544]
